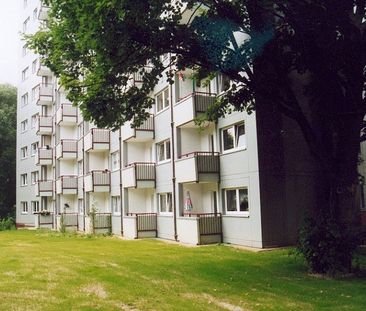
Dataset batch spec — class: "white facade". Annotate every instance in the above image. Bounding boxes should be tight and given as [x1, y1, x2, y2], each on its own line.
[15, 1, 284, 248]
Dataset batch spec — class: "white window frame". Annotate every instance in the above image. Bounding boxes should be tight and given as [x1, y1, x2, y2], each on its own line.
[23, 17, 30, 32]
[111, 151, 120, 171]
[78, 199, 84, 214]
[20, 174, 28, 186]
[31, 142, 38, 156]
[22, 45, 28, 56]
[31, 201, 40, 214]
[31, 113, 38, 128]
[156, 140, 171, 163]
[22, 67, 29, 81]
[20, 119, 28, 132]
[224, 188, 249, 215]
[21, 93, 29, 107]
[155, 88, 170, 113]
[21, 146, 28, 159]
[32, 59, 38, 73]
[33, 8, 38, 21]
[31, 171, 39, 184]
[21, 201, 28, 214]
[78, 161, 83, 176]
[221, 122, 246, 153]
[158, 193, 173, 215]
[112, 196, 121, 215]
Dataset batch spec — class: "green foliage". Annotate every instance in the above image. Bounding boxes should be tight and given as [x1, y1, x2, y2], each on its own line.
[0, 84, 16, 219]
[0, 216, 15, 231]
[297, 212, 361, 275]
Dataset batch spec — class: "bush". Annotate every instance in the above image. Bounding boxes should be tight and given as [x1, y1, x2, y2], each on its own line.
[297, 211, 360, 275]
[0, 216, 16, 231]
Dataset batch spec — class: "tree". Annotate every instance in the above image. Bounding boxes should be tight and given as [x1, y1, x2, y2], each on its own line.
[27, 0, 366, 273]
[0, 84, 17, 219]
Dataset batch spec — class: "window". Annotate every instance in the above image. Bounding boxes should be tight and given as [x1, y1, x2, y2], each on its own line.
[160, 53, 169, 62]
[31, 201, 40, 214]
[31, 142, 39, 156]
[158, 193, 172, 214]
[23, 0, 28, 8]
[156, 140, 171, 163]
[21, 93, 29, 107]
[33, 8, 38, 20]
[21, 147, 28, 159]
[112, 196, 121, 214]
[31, 171, 39, 184]
[31, 113, 38, 128]
[21, 202, 28, 214]
[22, 67, 29, 81]
[20, 119, 28, 132]
[111, 152, 120, 171]
[155, 88, 170, 112]
[32, 59, 38, 73]
[222, 122, 246, 152]
[23, 17, 30, 32]
[22, 45, 28, 56]
[20, 174, 28, 186]
[225, 188, 249, 214]
[78, 199, 84, 214]
[77, 124, 83, 139]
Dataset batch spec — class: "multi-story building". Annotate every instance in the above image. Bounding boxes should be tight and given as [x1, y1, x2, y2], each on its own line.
[17, 0, 329, 248]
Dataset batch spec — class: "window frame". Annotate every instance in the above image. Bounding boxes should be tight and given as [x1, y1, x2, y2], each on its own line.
[21, 201, 28, 214]
[31, 113, 38, 128]
[155, 87, 170, 113]
[221, 122, 246, 153]
[111, 196, 121, 215]
[21, 93, 29, 107]
[156, 140, 171, 163]
[21, 146, 28, 159]
[31, 142, 39, 156]
[224, 188, 249, 216]
[31, 201, 40, 214]
[158, 193, 173, 215]
[110, 151, 120, 171]
[31, 171, 39, 184]
[20, 174, 28, 187]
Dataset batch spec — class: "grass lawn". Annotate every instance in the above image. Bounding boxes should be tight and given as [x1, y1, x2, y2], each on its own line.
[0, 231, 365, 311]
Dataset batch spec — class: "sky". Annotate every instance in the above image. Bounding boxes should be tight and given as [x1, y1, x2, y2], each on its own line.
[0, 0, 19, 86]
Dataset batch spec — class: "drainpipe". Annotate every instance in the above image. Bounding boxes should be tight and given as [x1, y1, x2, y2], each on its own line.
[82, 121, 86, 231]
[170, 53, 178, 241]
[119, 128, 124, 236]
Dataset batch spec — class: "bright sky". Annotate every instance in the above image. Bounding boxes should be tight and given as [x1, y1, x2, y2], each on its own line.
[0, 0, 19, 86]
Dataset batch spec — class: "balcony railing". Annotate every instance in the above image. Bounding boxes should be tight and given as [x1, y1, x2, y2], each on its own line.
[56, 139, 77, 159]
[84, 128, 110, 152]
[56, 104, 77, 125]
[123, 115, 155, 142]
[38, 4, 50, 21]
[35, 148, 53, 166]
[56, 175, 78, 194]
[37, 59, 51, 77]
[84, 170, 111, 192]
[37, 116, 53, 135]
[93, 213, 112, 230]
[123, 162, 156, 188]
[35, 83, 53, 105]
[36, 180, 53, 197]
[126, 213, 158, 238]
[60, 213, 79, 229]
[176, 152, 220, 183]
[174, 92, 216, 127]
[132, 66, 153, 84]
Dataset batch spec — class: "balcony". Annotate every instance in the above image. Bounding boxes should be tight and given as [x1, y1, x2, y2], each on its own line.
[38, 4, 50, 21]
[175, 152, 220, 183]
[122, 115, 155, 142]
[56, 140, 77, 160]
[177, 213, 222, 245]
[123, 213, 157, 239]
[35, 83, 53, 105]
[174, 92, 216, 127]
[37, 116, 53, 135]
[84, 170, 110, 192]
[130, 66, 153, 86]
[36, 180, 53, 197]
[37, 59, 52, 77]
[35, 148, 53, 166]
[122, 162, 156, 188]
[56, 104, 77, 125]
[56, 176, 78, 195]
[84, 128, 110, 152]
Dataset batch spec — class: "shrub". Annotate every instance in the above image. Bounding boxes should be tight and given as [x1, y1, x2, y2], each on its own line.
[297, 211, 360, 275]
[0, 216, 16, 231]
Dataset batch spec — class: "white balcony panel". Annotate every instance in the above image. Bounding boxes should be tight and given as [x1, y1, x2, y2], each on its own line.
[175, 157, 197, 183]
[78, 177, 84, 199]
[35, 148, 53, 166]
[56, 105, 77, 125]
[38, 5, 50, 21]
[56, 140, 77, 160]
[37, 60, 52, 77]
[56, 176, 77, 195]
[36, 181, 53, 197]
[174, 93, 216, 127]
[84, 171, 110, 192]
[35, 84, 53, 105]
[122, 163, 155, 189]
[122, 116, 155, 142]
[37, 116, 53, 135]
[84, 129, 110, 152]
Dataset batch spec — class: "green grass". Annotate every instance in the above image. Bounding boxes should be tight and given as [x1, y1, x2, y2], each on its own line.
[0, 230, 365, 311]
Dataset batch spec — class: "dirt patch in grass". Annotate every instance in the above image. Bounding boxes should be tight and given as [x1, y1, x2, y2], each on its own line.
[80, 283, 108, 299]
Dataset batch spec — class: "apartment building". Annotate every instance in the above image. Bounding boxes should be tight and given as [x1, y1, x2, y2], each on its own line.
[17, 0, 320, 248]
